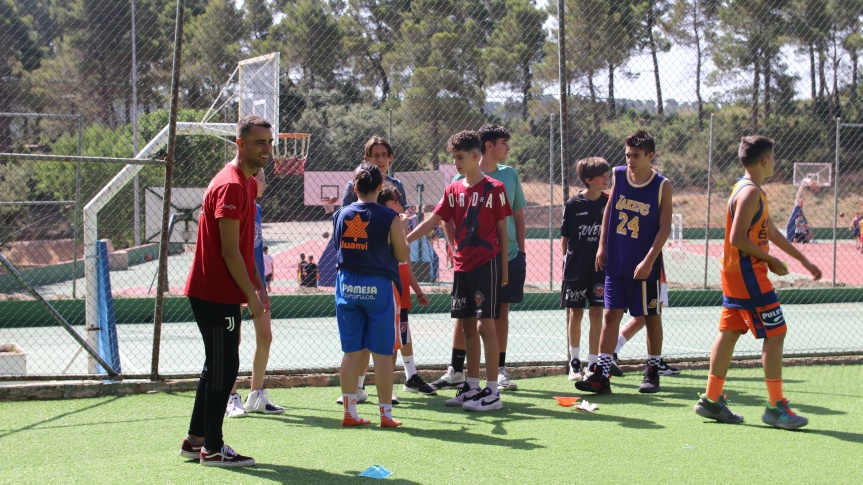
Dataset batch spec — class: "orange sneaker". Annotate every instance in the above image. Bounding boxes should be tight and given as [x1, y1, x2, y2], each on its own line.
[380, 416, 402, 428]
[341, 415, 371, 427]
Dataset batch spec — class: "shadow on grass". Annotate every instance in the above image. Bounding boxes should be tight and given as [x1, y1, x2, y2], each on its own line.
[222, 462, 422, 484]
[0, 396, 120, 439]
[667, 373, 804, 384]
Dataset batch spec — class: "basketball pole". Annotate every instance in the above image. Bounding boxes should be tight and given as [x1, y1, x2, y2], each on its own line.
[151, 0, 184, 381]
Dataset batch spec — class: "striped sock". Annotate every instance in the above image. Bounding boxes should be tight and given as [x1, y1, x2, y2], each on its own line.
[343, 394, 358, 419]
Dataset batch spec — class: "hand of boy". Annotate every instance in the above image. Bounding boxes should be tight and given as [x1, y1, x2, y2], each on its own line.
[767, 258, 789, 276]
[416, 294, 430, 306]
[633, 260, 651, 280]
[802, 260, 822, 281]
[595, 248, 607, 272]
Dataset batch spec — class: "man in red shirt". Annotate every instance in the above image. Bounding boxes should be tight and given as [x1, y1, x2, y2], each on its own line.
[179, 115, 271, 468]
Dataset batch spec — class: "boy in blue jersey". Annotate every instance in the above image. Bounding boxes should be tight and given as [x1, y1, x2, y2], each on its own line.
[577, 131, 673, 395]
[432, 124, 527, 392]
[334, 163, 410, 428]
[560, 158, 610, 381]
[407, 131, 512, 412]
[226, 169, 284, 418]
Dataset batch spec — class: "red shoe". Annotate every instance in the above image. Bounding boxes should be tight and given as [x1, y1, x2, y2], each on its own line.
[341, 415, 371, 427]
[179, 437, 203, 460]
[199, 444, 255, 468]
[380, 416, 402, 428]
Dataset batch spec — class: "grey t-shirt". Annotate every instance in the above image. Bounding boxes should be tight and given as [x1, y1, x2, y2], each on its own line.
[342, 174, 408, 207]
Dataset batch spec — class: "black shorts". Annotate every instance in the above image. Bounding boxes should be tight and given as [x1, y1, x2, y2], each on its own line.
[560, 279, 605, 309]
[265, 273, 273, 283]
[451, 256, 502, 320]
[399, 308, 411, 346]
[500, 251, 526, 304]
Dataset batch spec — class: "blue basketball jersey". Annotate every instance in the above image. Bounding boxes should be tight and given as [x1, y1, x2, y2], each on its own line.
[605, 166, 666, 280]
[334, 202, 402, 294]
[254, 204, 265, 288]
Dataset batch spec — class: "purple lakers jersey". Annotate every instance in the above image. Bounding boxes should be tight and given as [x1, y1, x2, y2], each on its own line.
[605, 166, 667, 280]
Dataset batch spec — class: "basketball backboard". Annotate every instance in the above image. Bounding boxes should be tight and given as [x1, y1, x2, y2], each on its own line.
[238, 53, 280, 137]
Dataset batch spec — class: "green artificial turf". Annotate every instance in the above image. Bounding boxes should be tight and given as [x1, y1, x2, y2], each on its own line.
[2, 365, 861, 484]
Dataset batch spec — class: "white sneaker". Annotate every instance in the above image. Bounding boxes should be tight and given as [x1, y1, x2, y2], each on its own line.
[245, 389, 284, 414]
[498, 368, 518, 391]
[392, 393, 400, 405]
[462, 387, 503, 412]
[336, 387, 369, 405]
[225, 393, 248, 418]
[430, 366, 466, 390]
[444, 383, 480, 406]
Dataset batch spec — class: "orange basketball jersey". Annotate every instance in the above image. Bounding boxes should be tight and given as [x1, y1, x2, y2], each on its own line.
[721, 178, 776, 308]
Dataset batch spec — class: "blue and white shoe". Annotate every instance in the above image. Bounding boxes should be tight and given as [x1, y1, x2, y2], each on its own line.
[245, 389, 284, 414]
[462, 387, 503, 412]
[444, 383, 480, 406]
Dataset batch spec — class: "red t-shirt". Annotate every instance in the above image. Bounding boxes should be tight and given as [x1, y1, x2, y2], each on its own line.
[433, 175, 512, 272]
[184, 164, 258, 304]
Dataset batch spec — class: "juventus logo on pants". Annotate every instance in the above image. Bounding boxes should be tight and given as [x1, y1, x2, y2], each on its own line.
[225, 316, 236, 332]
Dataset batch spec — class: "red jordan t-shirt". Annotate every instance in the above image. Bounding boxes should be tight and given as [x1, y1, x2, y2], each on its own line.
[434, 176, 512, 272]
[184, 163, 258, 304]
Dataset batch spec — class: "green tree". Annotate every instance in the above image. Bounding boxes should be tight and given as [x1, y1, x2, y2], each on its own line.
[270, 0, 345, 91]
[182, 0, 243, 109]
[637, 0, 672, 115]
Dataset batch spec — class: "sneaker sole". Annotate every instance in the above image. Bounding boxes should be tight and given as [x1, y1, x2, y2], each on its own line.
[180, 450, 200, 460]
[402, 386, 438, 395]
[762, 416, 808, 430]
[200, 458, 255, 468]
[638, 385, 660, 394]
[251, 408, 285, 414]
[694, 403, 743, 424]
[574, 383, 611, 394]
[463, 402, 503, 412]
[225, 412, 248, 418]
[430, 381, 466, 391]
[657, 370, 680, 376]
[499, 383, 518, 391]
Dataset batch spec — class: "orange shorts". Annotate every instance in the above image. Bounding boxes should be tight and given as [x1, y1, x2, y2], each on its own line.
[719, 302, 786, 339]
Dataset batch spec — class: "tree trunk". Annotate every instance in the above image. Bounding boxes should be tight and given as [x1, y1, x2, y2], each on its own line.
[588, 71, 601, 135]
[764, 56, 771, 118]
[373, 56, 389, 105]
[694, 3, 704, 130]
[852, 52, 859, 104]
[608, 62, 616, 120]
[648, 1, 663, 116]
[751, 48, 760, 133]
[810, 43, 816, 101]
[818, 45, 826, 99]
[521, 59, 532, 121]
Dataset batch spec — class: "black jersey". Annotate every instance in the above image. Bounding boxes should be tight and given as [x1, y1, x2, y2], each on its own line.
[561, 192, 608, 282]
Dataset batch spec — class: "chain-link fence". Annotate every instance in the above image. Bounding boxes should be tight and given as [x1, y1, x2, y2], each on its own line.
[2, 0, 863, 380]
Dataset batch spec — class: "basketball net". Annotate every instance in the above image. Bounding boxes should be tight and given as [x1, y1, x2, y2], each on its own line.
[322, 197, 337, 214]
[274, 133, 310, 177]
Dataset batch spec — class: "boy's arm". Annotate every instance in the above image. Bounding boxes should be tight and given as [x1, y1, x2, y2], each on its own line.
[442, 220, 456, 248]
[767, 218, 822, 280]
[406, 259, 429, 306]
[406, 213, 442, 243]
[561, 236, 569, 257]
[595, 192, 614, 271]
[389, 215, 410, 263]
[634, 181, 673, 279]
[514, 208, 526, 253]
[497, 218, 509, 286]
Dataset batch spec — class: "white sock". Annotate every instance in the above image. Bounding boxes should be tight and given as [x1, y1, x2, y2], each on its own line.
[588, 354, 599, 367]
[358, 375, 366, 389]
[379, 403, 393, 419]
[615, 334, 628, 353]
[402, 355, 417, 379]
[570, 346, 580, 361]
[466, 377, 481, 389]
[486, 380, 499, 393]
[343, 394, 358, 418]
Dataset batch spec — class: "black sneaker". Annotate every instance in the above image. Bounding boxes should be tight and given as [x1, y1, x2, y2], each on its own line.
[575, 371, 612, 394]
[694, 394, 743, 424]
[638, 364, 660, 393]
[609, 354, 624, 377]
[657, 358, 680, 376]
[403, 374, 437, 395]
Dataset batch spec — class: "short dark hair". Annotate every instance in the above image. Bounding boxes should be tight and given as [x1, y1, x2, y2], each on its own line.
[576, 157, 611, 185]
[353, 162, 383, 195]
[377, 182, 401, 205]
[447, 130, 481, 153]
[738, 135, 775, 166]
[263, 245, 269, 251]
[624, 130, 655, 155]
[237, 115, 272, 138]
[300, 253, 305, 259]
[308, 255, 314, 261]
[364, 136, 394, 158]
[478, 124, 511, 154]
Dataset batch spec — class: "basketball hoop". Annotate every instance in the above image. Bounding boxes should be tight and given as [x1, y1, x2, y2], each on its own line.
[274, 133, 311, 177]
[322, 197, 338, 215]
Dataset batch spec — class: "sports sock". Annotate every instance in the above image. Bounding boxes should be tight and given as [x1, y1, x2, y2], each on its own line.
[486, 380, 499, 393]
[599, 353, 613, 378]
[343, 394, 359, 419]
[451, 348, 466, 373]
[647, 354, 661, 367]
[379, 403, 393, 419]
[615, 334, 628, 353]
[498, 352, 507, 367]
[358, 375, 366, 389]
[765, 378, 783, 405]
[588, 354, 599, 368]
[402, 355, 416, 379]
[466, 377, 481, 389]
[705, 375, 725, 402]
[570, 346, 580, 362]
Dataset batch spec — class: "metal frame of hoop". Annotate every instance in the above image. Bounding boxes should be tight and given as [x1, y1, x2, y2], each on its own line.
[273, 133, 311, 177]
[321, 197, 338, 214]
